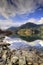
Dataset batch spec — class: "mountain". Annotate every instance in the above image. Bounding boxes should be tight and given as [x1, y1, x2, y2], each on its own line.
[6, 22, 38, 31]
[19, 22, 39, 29]
[0, 29, 5, 34]
[6, 22, 43, 31]
[7, 27, 18, 31]
[4, 22, 43, 42]
[17, 22, 43, 42]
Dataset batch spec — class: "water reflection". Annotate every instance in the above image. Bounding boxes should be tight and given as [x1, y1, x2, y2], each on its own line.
[3, 36, 43, 50]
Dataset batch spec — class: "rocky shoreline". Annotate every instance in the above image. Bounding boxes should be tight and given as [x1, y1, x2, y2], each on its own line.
[0, 42, 43, 65]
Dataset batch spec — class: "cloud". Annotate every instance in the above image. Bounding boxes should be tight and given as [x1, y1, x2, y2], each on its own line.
[36, 0, 43, 6]
[0, 0, 43, 18]
[0, 20, 14, 30]
[0, 19, 26, 30]
[27, 17, 43, 24]
[27, 18, 37, 24]
[38, 18, 43, 24]
[0, 17, 43, 30]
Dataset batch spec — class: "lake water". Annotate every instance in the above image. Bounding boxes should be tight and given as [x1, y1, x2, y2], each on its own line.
[3, 36, 43, 50]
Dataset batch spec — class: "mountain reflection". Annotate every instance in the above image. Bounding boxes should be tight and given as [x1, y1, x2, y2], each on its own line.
[3, 36, 43, 50]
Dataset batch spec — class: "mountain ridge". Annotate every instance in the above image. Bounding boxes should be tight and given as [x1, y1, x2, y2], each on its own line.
[6, 22, 43, 31]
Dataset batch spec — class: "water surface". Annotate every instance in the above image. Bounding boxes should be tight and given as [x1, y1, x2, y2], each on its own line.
[3, 36, 43, 50]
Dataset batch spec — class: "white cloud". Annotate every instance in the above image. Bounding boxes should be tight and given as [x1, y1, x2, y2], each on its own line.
[0, 0, 43, 18]
[27, 17, 43, 24]
[38, 18, 43, 24]
[0, 20, 14, 30]
[0, 19, 26, 30]
[0, 17, 43, 30]
[27, 18, 37, 24]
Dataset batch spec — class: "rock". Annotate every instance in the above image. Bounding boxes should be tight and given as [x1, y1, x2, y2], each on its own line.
[40, 63, 43, 65]
[28, 62, 33, 65]
[0, 43, 43, 65]
[11, 56, 19, 64]
[33, 63, 38, 65]
[19, 56, 26, 65]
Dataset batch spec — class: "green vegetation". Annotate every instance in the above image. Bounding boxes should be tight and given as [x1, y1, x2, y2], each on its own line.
[17, 28, 42, 41]
[0, 22, 43, 42]
[18, 36, 41, 42]
[18, 29, 32, 36]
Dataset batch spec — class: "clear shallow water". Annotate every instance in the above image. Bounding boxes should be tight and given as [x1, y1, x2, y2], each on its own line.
[3, 36, 43, 50]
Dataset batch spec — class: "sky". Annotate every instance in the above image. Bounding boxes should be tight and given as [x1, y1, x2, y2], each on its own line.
[0, 0, 43, 30]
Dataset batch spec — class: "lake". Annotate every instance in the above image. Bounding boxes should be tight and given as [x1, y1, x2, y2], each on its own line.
[3, 36, 43, 50]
